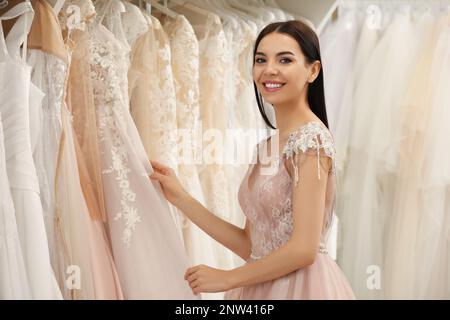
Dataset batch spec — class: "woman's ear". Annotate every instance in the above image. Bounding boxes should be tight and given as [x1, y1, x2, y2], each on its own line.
[308, 60, 321, 83]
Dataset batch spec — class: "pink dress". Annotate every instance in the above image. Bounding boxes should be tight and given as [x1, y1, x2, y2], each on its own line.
[225, 121, 355, 300]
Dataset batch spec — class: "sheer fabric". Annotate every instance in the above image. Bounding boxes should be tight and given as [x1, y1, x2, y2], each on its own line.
[0, 1, 62, 299]
[0, 112, 31, 299]
[163, 14, 222, 299]
[337, 10, 420, 299]
[83, 1, 197, 298]
[60, 0, 107, 223]
[383, 12, 437, 299]
[30, 0, 123, 299]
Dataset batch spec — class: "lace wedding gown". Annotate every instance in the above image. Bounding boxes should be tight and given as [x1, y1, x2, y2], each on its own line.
[59, 0, 108, 224]
[412, 11, 450, 299]
[162, 14, 224, 299]
[382, 11, 437, 299]
[124, 8, 183, 237]
[27, 0, 70, 293]
[27, 0, 124, 299]
[0, 1, 62, 299]
[0, 112, 30, 299]
[122, 5, 178, 171]
[338, 8, 420, 299]
[186, 11, 236, 271]
[332, 7, 380, 173]
[85, 1, 197, 299]
[168, 4, 241, 271]
[224, 122, 355, 299]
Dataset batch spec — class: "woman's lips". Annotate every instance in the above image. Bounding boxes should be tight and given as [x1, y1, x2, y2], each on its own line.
[262, 81, 286, 93]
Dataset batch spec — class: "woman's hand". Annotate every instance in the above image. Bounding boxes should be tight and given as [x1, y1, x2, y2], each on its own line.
[149, 160, 189, 208]
[185, 264, 234, 295]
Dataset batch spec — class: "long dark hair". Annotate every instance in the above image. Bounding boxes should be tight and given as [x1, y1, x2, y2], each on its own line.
[253, 20, 329, 129]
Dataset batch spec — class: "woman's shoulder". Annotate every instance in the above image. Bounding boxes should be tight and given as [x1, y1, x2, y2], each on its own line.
[283, 120, 335, 160]
[282, 120, 336, 185]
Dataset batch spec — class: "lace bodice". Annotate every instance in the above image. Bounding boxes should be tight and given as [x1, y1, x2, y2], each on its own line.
[163, 15, 200, 163]
[196, 13, 229, 134]
[88, 24, 127, 109]
[193, 14, 232, 219]
[141, 15, 179, 169]
[240, 122, 336, 260]
[121, 1, 148, 47]
[94, 0, 129, 49]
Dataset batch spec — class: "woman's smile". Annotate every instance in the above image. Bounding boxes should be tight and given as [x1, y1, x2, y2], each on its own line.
[262, 81, 286, 93]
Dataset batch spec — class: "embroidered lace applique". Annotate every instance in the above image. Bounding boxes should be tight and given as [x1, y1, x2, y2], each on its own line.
[88, 26, 139, 247]
[283, 122, 336, 185]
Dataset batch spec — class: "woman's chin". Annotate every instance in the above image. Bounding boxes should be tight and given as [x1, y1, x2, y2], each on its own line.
[263, 97, 287, 106]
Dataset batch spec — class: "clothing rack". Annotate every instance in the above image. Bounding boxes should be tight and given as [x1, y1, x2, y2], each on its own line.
[317, 0, 450, 35]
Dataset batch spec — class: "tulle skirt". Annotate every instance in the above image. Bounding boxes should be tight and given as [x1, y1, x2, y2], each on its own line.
[224, 254, 355, 300]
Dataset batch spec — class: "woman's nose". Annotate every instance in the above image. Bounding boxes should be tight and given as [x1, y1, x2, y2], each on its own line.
[263, 62, 279, 76]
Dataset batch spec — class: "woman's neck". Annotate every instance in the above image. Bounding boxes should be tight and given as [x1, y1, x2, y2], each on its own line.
[273, 97, 317, 139]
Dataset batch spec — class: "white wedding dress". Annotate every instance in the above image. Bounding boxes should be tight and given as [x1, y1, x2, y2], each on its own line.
[332, 7, 380, 174]
[382, 11, 437, 299]
[337, 7, 420, 299]
[86, 1, 197, 299]
[0, 112, 31, 299]
[27, 0, 69, 290]
[0, 1, 62, 299]
[191, 12, 237, 271]
[412, 11, 450, 299]
[320, 8, 360, 136]
[162, 13, 224, 299]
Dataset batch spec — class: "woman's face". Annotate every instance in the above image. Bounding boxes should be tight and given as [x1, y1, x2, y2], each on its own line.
[253, 32, 320, 107]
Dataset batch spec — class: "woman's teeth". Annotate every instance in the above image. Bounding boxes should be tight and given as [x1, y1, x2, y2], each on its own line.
[264, 83, 285, 90]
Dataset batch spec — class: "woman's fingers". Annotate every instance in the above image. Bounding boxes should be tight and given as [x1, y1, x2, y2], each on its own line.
[185, 265, 200, 280]
[189, 279, 200, 290]
[150, 160, 174, 176]
[186, 271, 198, 283]
[150, 160, 168, 172]
[149, 171, 167, 182]
[150, 159, 164, 168]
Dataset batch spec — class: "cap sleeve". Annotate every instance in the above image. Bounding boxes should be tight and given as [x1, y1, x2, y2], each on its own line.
[282, 122, 336, 186]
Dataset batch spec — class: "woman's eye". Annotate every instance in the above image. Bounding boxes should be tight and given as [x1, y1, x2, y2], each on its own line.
[255, 57, 266, 64]
[280, 58, 292, 64]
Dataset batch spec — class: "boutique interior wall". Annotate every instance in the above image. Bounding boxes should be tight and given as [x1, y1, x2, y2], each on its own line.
[276, 0, 336, 28]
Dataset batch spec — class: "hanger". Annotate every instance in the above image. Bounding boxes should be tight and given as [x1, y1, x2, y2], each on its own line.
[0, 0, 33, 61]
[136, 0, 150, 13]
[183, 0, 239, 31]
[0, 0, 9, 10]
[264, 0, 281, 8]
[46, 0, 65, 15]
[0, 0, 30, 15]
[244, 0, 277, 22]
[143, 0, 177, 18]
[0, 0, 32, 20]
[212, 0, 252, 21]
[0, 0, 32, 38]
[227, 0, 262, 19]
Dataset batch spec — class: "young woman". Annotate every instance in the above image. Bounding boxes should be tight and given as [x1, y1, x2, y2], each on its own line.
[150, 20, 355, 300]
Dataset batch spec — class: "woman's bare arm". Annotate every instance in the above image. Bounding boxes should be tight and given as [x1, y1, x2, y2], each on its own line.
[149, 159, 252, 260]
[176, 194, 252, 260]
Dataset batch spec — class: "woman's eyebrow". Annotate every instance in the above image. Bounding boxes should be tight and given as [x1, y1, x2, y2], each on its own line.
[255, 51, 295, 56]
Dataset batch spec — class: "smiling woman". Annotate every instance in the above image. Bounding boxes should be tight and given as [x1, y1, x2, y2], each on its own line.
[150, 20, 355, 300]
[253, 21, 328, 132]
